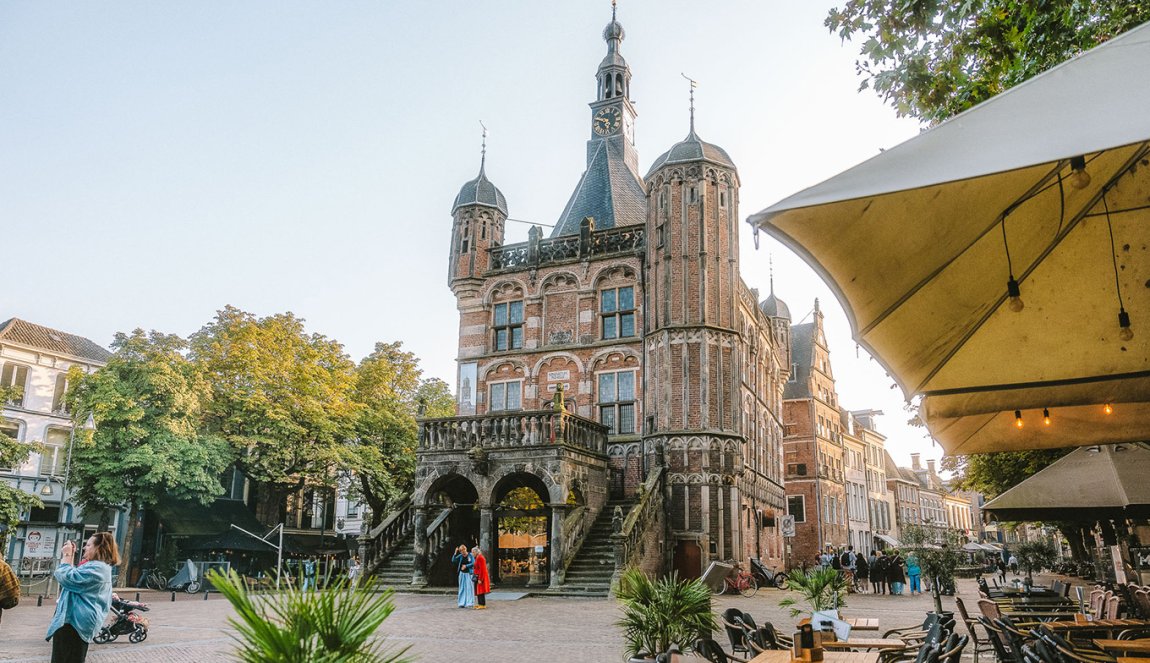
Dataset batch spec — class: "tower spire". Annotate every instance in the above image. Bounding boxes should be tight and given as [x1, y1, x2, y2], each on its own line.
[479, 121, 488, 175]
[611, 0, 616, 22]
[681, 73, 697, 133]
[769, 253, 775, 294]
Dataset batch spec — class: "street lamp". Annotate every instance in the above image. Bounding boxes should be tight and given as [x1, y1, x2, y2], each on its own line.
[58, 413, 96, 541]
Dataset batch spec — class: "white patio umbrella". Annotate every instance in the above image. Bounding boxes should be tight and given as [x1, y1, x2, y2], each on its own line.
[748, 22, 1150, 455]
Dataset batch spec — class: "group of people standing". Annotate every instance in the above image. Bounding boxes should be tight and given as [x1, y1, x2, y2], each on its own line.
[451, 545, 491, 610]
[819, 546, 923, 596]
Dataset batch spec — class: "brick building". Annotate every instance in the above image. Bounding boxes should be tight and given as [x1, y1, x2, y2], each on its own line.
[781, 300, 849, 565]
[394, 9, 789, 590]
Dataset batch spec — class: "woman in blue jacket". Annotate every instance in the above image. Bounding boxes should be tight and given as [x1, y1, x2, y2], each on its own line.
[450, 544, 476, 608]
[46, 532, 119, 662]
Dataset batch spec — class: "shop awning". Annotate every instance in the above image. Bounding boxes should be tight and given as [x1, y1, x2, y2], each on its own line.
[153, 499, 266, 537]
[876, 534, 901, 548]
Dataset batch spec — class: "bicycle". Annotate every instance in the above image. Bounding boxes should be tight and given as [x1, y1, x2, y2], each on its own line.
[750, 557, 789, 589]
[136, 568, 167, 591]
[718, 564, 758, 597]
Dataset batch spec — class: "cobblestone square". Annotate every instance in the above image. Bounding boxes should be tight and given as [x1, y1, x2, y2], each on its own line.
[0, 576, 1023, 662]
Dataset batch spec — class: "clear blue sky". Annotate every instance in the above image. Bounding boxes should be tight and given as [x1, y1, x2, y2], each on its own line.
[0, 1, 942, 466]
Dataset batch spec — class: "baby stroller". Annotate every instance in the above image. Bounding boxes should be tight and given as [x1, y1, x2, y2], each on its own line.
[93, 594, 150, 644]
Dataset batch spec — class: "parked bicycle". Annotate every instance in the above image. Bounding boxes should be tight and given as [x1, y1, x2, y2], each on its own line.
[716, 562, 758, 597]
[135, 567, 167, 591]
[749, 557, 789, 589]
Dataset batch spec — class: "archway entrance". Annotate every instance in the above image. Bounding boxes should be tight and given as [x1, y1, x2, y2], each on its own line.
[492, 474, 551, 587]
[425, 474, 479, 586]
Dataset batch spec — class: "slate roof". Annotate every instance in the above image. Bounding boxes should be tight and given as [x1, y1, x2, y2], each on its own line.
[452, 164, 508, 216]
[783, 322, 815, 400]
[552, 138, 646, 237]
[646, 130, 737, 177]
[0, 318, 111, 363]
[759, 291, 790, 320]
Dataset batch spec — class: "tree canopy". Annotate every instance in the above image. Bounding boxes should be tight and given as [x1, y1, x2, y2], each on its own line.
[0, 385, 40, 548]
[827, 1, 1150, 123]
[68, 329, 233, 580]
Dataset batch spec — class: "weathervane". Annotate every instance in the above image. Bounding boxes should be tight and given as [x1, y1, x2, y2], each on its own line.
[479, 120, 487, 170]
[611, 0, 617, 22]
[681, 73, 697, 132]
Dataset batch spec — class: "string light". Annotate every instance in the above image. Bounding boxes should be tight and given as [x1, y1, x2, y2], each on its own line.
[1103, 403, 1113, 415]
[1043, 408, 1051, 426]
[1007, 277, 1024, 313]
[1069, 155, 1091, 190]
[1103, 192, 1134, 341]
[1014, 410, 1024, 429]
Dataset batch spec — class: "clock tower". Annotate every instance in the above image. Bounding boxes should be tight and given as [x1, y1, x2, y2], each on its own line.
[552, 6, 646, 237]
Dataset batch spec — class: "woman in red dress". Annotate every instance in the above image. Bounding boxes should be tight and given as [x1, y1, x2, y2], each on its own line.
[471, 547, 491, 610]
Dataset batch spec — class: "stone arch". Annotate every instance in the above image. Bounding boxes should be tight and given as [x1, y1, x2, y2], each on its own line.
[413, 469, 480, 508]
[590, 263, 638, 289]
[531, 352, 585, 379]
[588, 347, 641, 373]
[540, 270, 581, 293]
[482, 359, 530, 381]
[482, 279, 528, 307]
[488, 464, 564, 505]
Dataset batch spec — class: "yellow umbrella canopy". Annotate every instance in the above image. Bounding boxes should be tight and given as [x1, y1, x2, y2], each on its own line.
[749, 23, 1150, 455]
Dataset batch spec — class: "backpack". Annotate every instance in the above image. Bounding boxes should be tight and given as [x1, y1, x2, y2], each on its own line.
[840, 551, 853, 568]
[831, 553, 841, 570]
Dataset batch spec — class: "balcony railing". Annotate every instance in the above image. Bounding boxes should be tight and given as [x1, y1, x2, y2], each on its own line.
[418, 410, 608, 456]
[488, 224, 644, 272]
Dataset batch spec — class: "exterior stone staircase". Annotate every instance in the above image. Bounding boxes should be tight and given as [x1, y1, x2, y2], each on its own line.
[370, 535, 416, 589]
[561, 499, 634, 595]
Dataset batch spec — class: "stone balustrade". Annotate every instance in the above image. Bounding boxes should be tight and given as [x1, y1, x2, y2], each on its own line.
[359, 499, 412, 577]
[418, 410, 608, 456]
[488, 224, 644, 272]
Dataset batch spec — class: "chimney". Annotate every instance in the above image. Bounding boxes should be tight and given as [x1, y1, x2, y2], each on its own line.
[927, 459, 936, 475]
[910, 453, 921, 470]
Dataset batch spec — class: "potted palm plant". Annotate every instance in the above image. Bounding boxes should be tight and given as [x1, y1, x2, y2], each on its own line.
[615, 567, 717, 661]
[778, 566, 849, 618]
[207, 568, 411, 662]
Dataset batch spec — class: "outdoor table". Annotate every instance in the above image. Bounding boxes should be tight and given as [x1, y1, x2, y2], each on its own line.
[748, 651, 879, 663]
[843, 618, 880, 631]
[1000, 609, 1082, 620]
[822, 638, 906, 651]
[1049, 620, 1150, 639]
[1093, 639, 1150, 656]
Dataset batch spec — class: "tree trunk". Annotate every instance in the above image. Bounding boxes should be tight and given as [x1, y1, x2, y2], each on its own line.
[120, 502, 140, 587]
[359, 475, 387, 528]
[932, 580, 944, 615]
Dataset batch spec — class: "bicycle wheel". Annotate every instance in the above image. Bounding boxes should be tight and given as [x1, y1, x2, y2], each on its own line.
[739, 576, 758, 598]
[773, 573, 788, 589]
[146, 573, 165, 591]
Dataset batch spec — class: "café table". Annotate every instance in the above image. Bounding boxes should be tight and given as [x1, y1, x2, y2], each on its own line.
[1093, 639, 1150, 656]
[1049, 620, 1150, 640]
[822, 638, 906, 652]
[843, 618, 880, 631]
[749, 651, 878, 663]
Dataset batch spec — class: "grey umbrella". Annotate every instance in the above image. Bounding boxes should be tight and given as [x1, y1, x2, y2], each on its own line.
[982, 443, 1150, 521]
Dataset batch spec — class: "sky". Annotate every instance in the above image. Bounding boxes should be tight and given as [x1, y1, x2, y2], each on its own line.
[0, 1, 944, 468]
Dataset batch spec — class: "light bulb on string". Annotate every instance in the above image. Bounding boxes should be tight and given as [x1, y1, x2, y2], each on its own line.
[1043, 408, 1051, 426]
[1119, 309, 1134, 341]
[1014, 410, 1024, 429]
[1069, 155, 1091, 189]
[1006, 277, 1024, 312]
[1103, 403, 1113, 415]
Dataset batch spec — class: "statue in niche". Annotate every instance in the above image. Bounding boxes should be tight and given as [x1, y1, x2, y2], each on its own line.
[552, 383, 567, 413]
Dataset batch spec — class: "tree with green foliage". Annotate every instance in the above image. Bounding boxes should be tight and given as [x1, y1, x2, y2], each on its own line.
[900, 524, 966, 615]
[0, 385, 41, 550]
[826, 1, 1150, 123]
[68, 330, 233, 583]
[190, 307, 359, 521]
[615, 567, 717, 659]
[1016, 539, 1059, 582]
[341, 342, 453, 527]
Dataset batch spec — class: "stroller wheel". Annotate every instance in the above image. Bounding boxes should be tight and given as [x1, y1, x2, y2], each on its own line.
[129, 627, 148, 643]
[93, 629, 114, 644]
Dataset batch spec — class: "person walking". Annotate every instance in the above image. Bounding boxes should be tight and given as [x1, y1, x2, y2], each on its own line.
[996, 558, 1008, 584]
[302, 558, 317, 592]
[906, 552, 922, 595]
[471, 546, 490, 610]
[451, 545, 475, 608]
[1008, 554, 1019, 575]
[0, 557, 19, 627]
[872, 552, 887, 595]
[347, 557, 360, 586]
[888, 552, 907, 595]
[855, 551, 870, 593]
[46, 533, 119, 663]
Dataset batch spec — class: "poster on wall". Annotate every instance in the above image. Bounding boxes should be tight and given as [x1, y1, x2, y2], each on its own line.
[458, 362, 477, 415]
[23, 529, 56, 558]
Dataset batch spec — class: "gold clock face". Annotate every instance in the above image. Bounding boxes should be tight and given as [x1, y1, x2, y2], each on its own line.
[593, 106, 621, 135]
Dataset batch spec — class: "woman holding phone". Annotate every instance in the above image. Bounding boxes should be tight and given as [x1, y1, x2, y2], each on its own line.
[45, 533, 119, 662]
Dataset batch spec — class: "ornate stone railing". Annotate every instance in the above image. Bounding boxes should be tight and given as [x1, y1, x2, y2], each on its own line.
[488, 224, 644, 272]
[610, 466, 665, 591]
[557, 504, 590, 583]
[359, 499, 412, 577]
[418, 410, 608, 456]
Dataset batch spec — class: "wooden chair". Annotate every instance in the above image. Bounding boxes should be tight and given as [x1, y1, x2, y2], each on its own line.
[954, 596, 995, 663]
[1100, 593, 1118, 621]
[1134, 589, 1150, 619]
[1088, 589, 1105, 618]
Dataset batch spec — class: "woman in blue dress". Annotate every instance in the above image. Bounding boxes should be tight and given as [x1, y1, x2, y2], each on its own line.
[451, 545, 476, 608]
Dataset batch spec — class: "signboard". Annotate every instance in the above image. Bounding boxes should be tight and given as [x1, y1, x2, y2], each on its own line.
[546, 370, 570, 381]
[23, 529, 56, 558]
[1112, 545, 1127, 584]
[780, 515, 796, 538]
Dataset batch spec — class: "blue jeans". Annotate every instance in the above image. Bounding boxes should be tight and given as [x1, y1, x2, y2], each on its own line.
[909, 573, 921, 593]
[891, 581, 904, 595]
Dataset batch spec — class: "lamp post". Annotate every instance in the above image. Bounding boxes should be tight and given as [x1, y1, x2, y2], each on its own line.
[58, 413, 96, 549]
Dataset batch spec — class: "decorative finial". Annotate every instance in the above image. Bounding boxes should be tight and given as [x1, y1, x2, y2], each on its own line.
[681, 73, 697, 133]
[479, 120, 488, 174]
[612, 0, 617, 22]
[769, 253, 775, 294]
